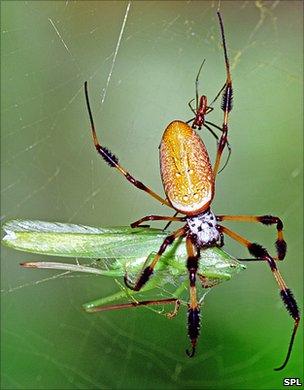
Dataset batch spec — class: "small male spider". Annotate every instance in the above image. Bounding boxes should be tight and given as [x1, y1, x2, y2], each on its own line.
[84, 12, 299, 370]
[186, 58, 232, 174]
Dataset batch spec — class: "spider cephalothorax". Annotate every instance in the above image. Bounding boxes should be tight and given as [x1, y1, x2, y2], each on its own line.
[186, 209, 220, 247]
[186, 209, 221, 248]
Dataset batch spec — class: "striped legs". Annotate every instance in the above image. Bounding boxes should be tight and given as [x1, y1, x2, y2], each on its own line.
[84, 82, 172, 208]
[124, 226, 186, 291]
[185, 236, 201, 357]
[217, 214, 286, 260]
[218, 224, 300, 371]
[213, 12, 233, 178]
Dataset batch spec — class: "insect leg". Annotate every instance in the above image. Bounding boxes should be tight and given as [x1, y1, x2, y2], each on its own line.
[85, 297, 181, 319]
[130, 214, 185, 228]
[217, 214, 286, 260]
[218, 224, 300, 371]
[124, 226, 187, 291]
[84, 82, 172, 208]
[185, 236, 201, 358]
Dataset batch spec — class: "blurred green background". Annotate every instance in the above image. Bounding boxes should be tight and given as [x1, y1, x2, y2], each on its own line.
[1, 1, 303, 389]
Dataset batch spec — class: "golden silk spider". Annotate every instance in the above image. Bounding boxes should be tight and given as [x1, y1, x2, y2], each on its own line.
[83, 11, 299, 370]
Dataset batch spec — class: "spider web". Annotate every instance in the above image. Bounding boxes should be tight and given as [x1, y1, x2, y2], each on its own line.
[1, 1, 303, 389]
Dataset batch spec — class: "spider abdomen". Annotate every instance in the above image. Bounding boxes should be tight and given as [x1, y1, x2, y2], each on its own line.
[160, 121, 214, 216]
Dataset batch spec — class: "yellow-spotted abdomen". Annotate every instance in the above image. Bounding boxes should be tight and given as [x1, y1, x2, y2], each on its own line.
[160, 120, 214, 216]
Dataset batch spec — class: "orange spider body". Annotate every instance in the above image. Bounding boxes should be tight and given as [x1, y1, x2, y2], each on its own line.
[160, 120, 214, 216]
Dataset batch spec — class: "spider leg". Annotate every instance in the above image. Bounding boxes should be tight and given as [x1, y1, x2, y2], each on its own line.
[185, 236, 201, 358]
[186, 117, 196, 126]
[130, 214, 185, 228]
[188, 99, 197, 115]
[124, 226, 187, 291]
[203, 120, 232, 173]
[195, 59, 206, 109]
[202, 122, 219, 141]
[218, 224, 300, 371]
[162, 211, 180, 231]
[213, 12, 233, 178]
[206, 106, 214, 114]
[217, 214, 286, 260]
[209, 82, 226, 108]
[84, 82, 172, 208]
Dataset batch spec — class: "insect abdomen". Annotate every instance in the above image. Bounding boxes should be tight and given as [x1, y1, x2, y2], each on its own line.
[160, 121, 214, 216]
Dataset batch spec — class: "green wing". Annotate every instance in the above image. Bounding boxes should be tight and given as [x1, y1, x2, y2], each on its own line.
[2, 219, 245, 281]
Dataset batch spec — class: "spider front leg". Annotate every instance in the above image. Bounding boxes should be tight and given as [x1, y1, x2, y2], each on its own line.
[84, 82, 172, 208]
[124, 226, 187, 291]
[212, 82, 232, 178]
[217, 214, 286, 260]
[213, 12, 233, 178]
[218, 224, 300, 371]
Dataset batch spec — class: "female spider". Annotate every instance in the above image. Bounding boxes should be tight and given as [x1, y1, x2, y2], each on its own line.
[84, 12, 299, 370]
